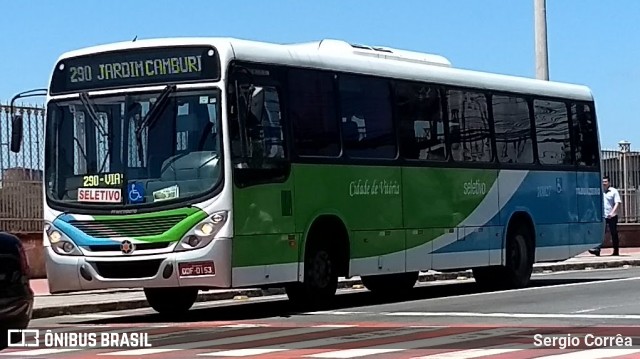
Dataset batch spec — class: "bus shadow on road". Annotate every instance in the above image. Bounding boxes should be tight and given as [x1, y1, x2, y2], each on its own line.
[75, 276, 604, 325]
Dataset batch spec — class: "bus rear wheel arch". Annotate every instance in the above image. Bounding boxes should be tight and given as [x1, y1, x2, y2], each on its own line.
[285, 216, 349, 308]
[473, 213, 535, 290]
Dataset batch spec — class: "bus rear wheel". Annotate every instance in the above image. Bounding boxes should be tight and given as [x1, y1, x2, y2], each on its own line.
[473, 223, 533, 290]
[144, 287, 198, 316]
[503, 225, 534, 288]
[361, 272, 418, 295]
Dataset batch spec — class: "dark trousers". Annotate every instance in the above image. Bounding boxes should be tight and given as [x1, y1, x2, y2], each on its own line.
[595, 216, 619, 252]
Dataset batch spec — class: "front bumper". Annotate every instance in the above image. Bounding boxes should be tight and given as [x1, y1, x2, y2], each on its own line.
[45, 237, 232, 294]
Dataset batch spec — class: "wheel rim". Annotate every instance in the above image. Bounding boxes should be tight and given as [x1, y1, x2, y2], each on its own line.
[311, 250, 332, 288]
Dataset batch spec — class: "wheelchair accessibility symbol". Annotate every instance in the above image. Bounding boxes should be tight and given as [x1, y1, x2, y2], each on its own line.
[128, 183, 145, 204]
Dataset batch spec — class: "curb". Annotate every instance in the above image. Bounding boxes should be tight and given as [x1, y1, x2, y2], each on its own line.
[31, 259, 640, 319]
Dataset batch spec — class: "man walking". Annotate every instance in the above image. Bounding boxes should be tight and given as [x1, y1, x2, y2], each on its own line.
[589, 175, 622, 256]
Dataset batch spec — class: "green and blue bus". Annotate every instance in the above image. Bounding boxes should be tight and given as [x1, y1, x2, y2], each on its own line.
[12, 37, 603, 315]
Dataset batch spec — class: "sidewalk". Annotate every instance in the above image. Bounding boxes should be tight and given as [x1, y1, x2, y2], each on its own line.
[30, 248, 640, 319]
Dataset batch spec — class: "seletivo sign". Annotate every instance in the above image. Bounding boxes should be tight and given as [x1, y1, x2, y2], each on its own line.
[463, 179, 487, 196]
[349, 179, 400, 197]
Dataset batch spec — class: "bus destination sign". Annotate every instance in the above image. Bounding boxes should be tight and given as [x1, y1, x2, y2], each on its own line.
[50, 46, 220, 95]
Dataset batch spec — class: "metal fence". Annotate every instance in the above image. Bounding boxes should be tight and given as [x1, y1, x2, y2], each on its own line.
[602, 141, 640, 223]
[0, 102, 45, 232]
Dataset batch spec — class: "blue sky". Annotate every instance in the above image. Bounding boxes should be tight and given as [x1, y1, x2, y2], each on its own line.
[1, 0, 637, 150]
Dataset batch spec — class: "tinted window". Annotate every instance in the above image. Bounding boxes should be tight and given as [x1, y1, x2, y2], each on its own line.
[288, 70, 340, 157]
[231, 84, 285, 167]
[572, 103, 599, 166]
[395, 82, 446, 161]
[447, 90, 492, 162]
[339, 75, 395, 159]
[492, 95, 534, 164]
[534, 99, 571, 165]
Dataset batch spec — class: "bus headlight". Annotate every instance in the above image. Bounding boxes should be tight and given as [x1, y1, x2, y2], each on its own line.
[174, 211, 227, 252]
[46, 225, 82, 256]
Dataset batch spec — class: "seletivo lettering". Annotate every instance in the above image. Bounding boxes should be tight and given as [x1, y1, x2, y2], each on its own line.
[349, 179, 400, 197]
[463, 179, 487, 196]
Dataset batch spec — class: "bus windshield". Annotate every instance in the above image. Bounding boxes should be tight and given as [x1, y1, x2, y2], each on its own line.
[44, 88, 222, 210]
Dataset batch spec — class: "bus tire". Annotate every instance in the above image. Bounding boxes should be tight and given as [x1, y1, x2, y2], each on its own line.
[473, 221, 534, 290]
[503, 223, 534, 288]
[285, 241, 338, 309]
[144, 287, 198, 316]
[361, 272, 418, 295]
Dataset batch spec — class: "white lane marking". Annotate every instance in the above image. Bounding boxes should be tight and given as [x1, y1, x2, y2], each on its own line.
[305, 349, 404, 358]
[219, 324, 271, 328]
[307, 311, 373, 316]
[100, 348, 181, 356]
[307, 311, 369, 315]
[101, 326, 339, 354]
[256, 328, 431, 351]
[311, 324, 358, 328]
[420, 275, 640, 302]
[573, 307, 604, 313]
[384, 312, 640, 320]
[408, 325, 449, 328]
[572, 304, 627, 314]
[0, 348, 81, 356]
[140, 327, 241, 343]
[199, 348, 288, 356]
[533, 348, 640, 358]
[360, 328, 529, 351]
[66, 314, 119, 319]
[411, 347, 524, 359]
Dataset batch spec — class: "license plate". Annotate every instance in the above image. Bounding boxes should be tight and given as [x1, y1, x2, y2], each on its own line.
[178, 261, 215, 276]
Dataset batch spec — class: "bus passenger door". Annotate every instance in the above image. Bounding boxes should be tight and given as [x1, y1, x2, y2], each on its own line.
[227, 63, 298, 287]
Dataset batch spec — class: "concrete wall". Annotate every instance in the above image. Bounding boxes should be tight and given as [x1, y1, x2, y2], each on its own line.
[17, 232, 46, 279]
[602, 223, 640, 248]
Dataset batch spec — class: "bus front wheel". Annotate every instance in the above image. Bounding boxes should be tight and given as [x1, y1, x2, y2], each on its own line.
[144, 287, 198, 316]
[285, 244, 338, 308]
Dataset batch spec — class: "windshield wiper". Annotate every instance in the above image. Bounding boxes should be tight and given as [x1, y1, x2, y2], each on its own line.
[135, 84, 176, 166]
[79, 92, 111, 172]
[79, 92, 108, 137]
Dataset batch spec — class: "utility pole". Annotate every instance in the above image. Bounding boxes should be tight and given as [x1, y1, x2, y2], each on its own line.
[534, 0, 549, 80]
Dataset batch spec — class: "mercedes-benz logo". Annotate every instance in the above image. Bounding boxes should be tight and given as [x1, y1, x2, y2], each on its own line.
[120, 240, 135, 254]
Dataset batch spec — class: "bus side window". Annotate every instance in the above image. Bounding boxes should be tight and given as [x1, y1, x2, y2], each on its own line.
[395, 82, 446, 161]
[572, 103, 599, 167]
[229, 77, 288, 186]
[447, 90, 492, 163]
[493, 95, 534, 164]
[534, 99, 571, 165]
[288, 69, 340, 157]
[338, 75, 395, 159]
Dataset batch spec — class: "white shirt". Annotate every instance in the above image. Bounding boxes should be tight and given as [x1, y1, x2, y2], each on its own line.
[603, 187, 622, 218]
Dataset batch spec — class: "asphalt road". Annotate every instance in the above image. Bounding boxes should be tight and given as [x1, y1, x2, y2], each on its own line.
[4, 267, 640, 358]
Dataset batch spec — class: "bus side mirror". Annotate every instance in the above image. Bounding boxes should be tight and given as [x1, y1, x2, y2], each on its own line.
[10, 114, 23, 153]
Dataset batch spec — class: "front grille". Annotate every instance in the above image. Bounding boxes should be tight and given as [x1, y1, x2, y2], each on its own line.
[69, 214, 187, 238]
[86, 242, 172, 252]
[91, 259, 163, 279]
